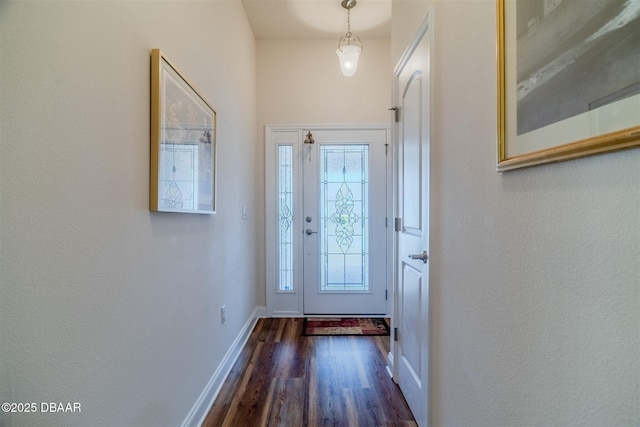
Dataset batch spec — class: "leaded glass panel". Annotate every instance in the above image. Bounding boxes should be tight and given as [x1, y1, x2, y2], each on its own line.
[319, 144, 369, 292]
[278, 145, 294, 291]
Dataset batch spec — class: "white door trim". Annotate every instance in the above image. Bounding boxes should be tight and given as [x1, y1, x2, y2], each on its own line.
[265, 124, 392, 317]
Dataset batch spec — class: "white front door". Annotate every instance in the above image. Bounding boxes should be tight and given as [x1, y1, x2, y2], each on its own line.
[302, 129, 388, 315]
[394, 13, 431, 427]
[265, 126, 390, 316]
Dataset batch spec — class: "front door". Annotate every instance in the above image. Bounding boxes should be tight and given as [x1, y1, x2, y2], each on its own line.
[265, 126, 390, 316]
[394, 13, 431, 427]
[302, 128, 388, 315]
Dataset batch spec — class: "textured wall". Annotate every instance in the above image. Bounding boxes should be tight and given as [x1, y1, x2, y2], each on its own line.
[257, 38, 391, 126]
[392, 0, 640, 425]
[0, 1, 259, 426]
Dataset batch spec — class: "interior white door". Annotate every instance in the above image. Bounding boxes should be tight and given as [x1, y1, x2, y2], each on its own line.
[302, 128, 388, 315]
[394, 15, 431, 427]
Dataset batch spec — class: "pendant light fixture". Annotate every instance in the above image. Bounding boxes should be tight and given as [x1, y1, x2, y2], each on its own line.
[336, 0, 363, 77]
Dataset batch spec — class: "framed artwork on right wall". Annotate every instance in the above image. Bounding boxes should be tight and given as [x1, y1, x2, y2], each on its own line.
[497, 0, 640, 171]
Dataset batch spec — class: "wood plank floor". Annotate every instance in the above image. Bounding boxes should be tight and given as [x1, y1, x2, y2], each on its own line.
[202, 318, 416, 427]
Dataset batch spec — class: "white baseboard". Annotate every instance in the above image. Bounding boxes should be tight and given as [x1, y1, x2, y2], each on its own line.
[270, 310, 303, 317]
[181, 305, 267, 427]
[386, 351, 395, 381]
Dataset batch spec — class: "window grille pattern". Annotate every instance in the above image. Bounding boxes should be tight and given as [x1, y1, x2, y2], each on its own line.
[320, 144, 369, 292]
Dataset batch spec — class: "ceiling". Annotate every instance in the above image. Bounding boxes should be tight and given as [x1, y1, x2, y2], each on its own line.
[241, 0, 392, 40]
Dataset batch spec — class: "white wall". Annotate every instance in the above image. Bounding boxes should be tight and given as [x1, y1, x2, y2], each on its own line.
[257, 38, 391, 126]
[0, 1, 260, 426]
[392, 0, 639, 426]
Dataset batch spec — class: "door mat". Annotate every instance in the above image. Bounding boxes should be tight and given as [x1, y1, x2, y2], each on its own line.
[302, 317, 390, 336]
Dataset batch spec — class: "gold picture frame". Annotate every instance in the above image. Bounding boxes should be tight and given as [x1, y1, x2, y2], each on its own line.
[150, 49, 217, 213]
[497, 0, 640, 171]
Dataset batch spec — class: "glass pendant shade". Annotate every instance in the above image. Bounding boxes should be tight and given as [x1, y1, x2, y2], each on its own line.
[336, 43, 362, 77]
[336, 0, 362, 77]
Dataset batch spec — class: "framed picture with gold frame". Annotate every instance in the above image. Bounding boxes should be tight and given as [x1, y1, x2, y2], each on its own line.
[497, 0, 640, 171]
[150, 49, 216, 213]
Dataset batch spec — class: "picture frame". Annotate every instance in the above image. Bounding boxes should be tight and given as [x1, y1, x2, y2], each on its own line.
[150, 49, 217, 213]
[497, 0, 640, 171]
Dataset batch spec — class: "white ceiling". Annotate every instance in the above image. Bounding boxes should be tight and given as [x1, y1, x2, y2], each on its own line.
[241, 0, 391, 40]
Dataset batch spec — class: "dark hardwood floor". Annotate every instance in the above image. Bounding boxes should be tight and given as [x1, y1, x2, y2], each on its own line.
[202, 317, 416, 427]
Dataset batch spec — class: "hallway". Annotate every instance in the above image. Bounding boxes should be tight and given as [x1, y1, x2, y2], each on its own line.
[202, 318, 416, 426]
[2, 2, 638, 426]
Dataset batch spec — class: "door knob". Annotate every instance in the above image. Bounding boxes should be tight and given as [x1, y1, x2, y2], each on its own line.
[305, 229, 318, 235]
[408, 251, 428, 263]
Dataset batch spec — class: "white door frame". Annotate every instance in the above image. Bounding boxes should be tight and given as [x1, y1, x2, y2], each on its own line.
[391, 10, 432, 427]
[265, 124, 393, 317]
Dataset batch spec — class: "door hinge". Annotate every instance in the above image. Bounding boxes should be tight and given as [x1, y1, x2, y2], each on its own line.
[394, 327, 398, 341]
[394, 217, 402, 232]
[385, 289, 388, 300]
[389, 106, 400, 123]
[385, 143, 390, 155]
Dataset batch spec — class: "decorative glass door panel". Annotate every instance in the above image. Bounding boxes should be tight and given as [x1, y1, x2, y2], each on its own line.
[278, 145, 294, 292]
[320, 145, 369, 292]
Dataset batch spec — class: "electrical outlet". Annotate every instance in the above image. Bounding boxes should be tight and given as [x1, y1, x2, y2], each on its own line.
[220, 305, 226, 324]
